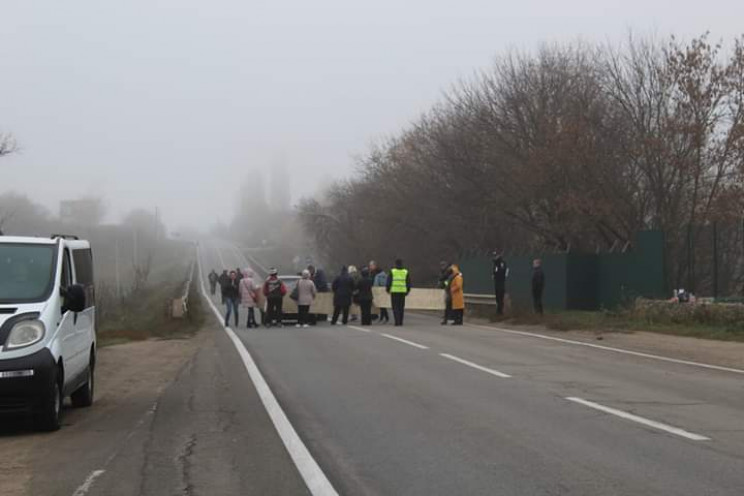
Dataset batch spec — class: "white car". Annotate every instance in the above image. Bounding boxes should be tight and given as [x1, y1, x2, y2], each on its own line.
[0, 235, 96, 431]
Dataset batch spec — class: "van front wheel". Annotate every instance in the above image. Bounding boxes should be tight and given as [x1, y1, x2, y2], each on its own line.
[35, 367, 62, 432]
[71, 355, 94, 408]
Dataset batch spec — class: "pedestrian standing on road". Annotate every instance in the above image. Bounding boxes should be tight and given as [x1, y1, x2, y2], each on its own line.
[331, 266, 354, 325]
[236, 268, 244, 282]
[356, 267, 374, 326]
[239, 268, 259, 328]
[208, 269, 219, 295]
[373, 267, 389, 324]
[223, 271, 241, 327]
[532, 259, 545, 315]
[348, 265, 360, 322]
[263, 268, 287, 327]
[449, 264, 465, 325]
[308, 265, 329, 292]
[218, 270, 229, 304]
[386, 259, 411, 327]
[492, 251, 509, 316]
[438, 261, 452, 325]
[295, 270, 317, 328]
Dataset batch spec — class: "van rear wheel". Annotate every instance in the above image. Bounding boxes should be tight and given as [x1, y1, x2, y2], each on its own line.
[71, 354, 95, 408]
[35, 367, 62, 432]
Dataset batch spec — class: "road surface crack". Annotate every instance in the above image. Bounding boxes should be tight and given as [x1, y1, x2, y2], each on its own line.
[177, 434, 197, 496]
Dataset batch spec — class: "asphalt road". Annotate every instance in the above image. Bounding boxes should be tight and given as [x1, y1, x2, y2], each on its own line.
[200, 240, 744, 496]
[6, 239, 743, 495]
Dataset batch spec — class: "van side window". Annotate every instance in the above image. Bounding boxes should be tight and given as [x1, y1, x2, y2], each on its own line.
[73, 249, 94, 286]
[61, 249, 72, 289]
[73, 249, 95, 309]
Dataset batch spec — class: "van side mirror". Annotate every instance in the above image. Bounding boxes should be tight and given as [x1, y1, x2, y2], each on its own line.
[63, 284, 86, 313]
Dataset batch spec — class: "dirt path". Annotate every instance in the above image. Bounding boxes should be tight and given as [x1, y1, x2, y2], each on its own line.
[0, 331, 206, 496]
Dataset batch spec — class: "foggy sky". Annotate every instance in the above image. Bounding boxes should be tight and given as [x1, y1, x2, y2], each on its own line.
[1, 0, 742, 231]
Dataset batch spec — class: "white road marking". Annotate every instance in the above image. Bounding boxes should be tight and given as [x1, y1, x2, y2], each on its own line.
[198, 247, 338, 496]
[439, 353, 511, 378]
[565, 397, 710, 441]
[347, 325, 372, 333]
[381, 333, 429, 349]
[71, 470, 105, 496]
[468, 323, 744, 376]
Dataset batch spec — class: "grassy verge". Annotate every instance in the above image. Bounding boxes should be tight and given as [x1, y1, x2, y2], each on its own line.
[469, 304, 744, 342]
[97, 262, 205, 347]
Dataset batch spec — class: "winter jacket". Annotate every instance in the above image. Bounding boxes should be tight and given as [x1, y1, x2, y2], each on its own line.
[218, 272, 230, 295]
[223, 279, 240, 300]
[373, 271, 387, 287]
[332, 268, 355, 307]
[239, 277, 259, 307]
[312, 269, 330, 293]
[449, 266, 465, 310]
[296, 279, 317, 306]
[532, 267, 545, 294]
[355, 276, 374, 303]
[263, 276, 287, 300]
[492, 257, 508, 290]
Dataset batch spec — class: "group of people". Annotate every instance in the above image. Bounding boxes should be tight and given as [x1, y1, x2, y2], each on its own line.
[208, 266, 295, 328]
[491, 252, 545, 315]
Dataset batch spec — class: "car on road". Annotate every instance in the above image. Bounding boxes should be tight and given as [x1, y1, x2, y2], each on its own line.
[0, 234, 97, 431]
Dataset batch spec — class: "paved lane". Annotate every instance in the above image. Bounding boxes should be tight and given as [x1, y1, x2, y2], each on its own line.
[203, 240, 744, 496]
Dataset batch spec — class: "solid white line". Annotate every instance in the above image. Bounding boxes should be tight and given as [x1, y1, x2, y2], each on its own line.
[439, 353, 511, 378]
[71, 470, 106, 496]
[197, 248, 338, 496]
[467, 323, 744, 376]
[347, 325, 371, 333]
[565, 397, 710, 441]
[380, 333, 429, 349]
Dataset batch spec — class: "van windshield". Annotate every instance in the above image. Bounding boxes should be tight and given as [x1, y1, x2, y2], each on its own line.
[0, 243, 57, 304]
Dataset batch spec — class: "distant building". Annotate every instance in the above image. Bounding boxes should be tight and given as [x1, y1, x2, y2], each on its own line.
[59, 198, 105, 227]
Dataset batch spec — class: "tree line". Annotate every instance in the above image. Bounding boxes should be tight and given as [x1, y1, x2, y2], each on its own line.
[299, 34, 744, 291]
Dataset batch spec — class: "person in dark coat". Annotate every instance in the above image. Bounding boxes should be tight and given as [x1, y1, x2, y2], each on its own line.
[308, 265, 329, 292]
[492, 251, 508, 315]
[438, 261, 452, 325]
[208, 269, 219, 295]
[331, 266, 355, 325]
[263, 268, 287, 327]
[223, 270, 241, 327]
[218, 270, 229, 304]
[531, 259, 545, 315]
[356, 267, 375, 326]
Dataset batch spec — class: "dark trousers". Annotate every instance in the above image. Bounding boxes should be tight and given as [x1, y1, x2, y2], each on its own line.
[391, 293, 406, 326]
[379, 308, 389, 323]
[246, 307, 257, 328]
[443, 298, 452, 323]
[298, 305, 310, 325]
[494, 288, 505, 315]
[224, 297, 239, 326]
[532, 289, 543, 315]
[360, 301, 372, 325]
[332, 305, 350, 325]
[451, 308, 464, 325]
[267, 298, 283, 325]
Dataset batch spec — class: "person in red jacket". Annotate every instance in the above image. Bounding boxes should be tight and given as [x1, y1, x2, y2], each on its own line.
[263, 268, 287, 327]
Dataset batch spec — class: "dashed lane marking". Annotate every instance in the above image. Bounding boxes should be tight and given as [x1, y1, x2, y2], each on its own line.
[439, 353, 511, 378]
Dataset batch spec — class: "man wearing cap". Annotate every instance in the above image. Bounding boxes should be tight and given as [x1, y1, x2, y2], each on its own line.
[263, 268, 287, 327]
[492, 251, 508, 315]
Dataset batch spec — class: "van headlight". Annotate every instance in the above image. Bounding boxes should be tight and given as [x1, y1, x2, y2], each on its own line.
[6, 320, 46, 350]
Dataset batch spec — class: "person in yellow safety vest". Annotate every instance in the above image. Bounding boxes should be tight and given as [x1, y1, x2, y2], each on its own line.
[386, 258, 412, 326]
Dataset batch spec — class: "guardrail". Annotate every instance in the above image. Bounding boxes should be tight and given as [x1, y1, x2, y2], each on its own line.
[464, 293, 497, 306]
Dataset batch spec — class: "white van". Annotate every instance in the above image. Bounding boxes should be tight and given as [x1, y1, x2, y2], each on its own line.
[0, 235, 96, 431]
